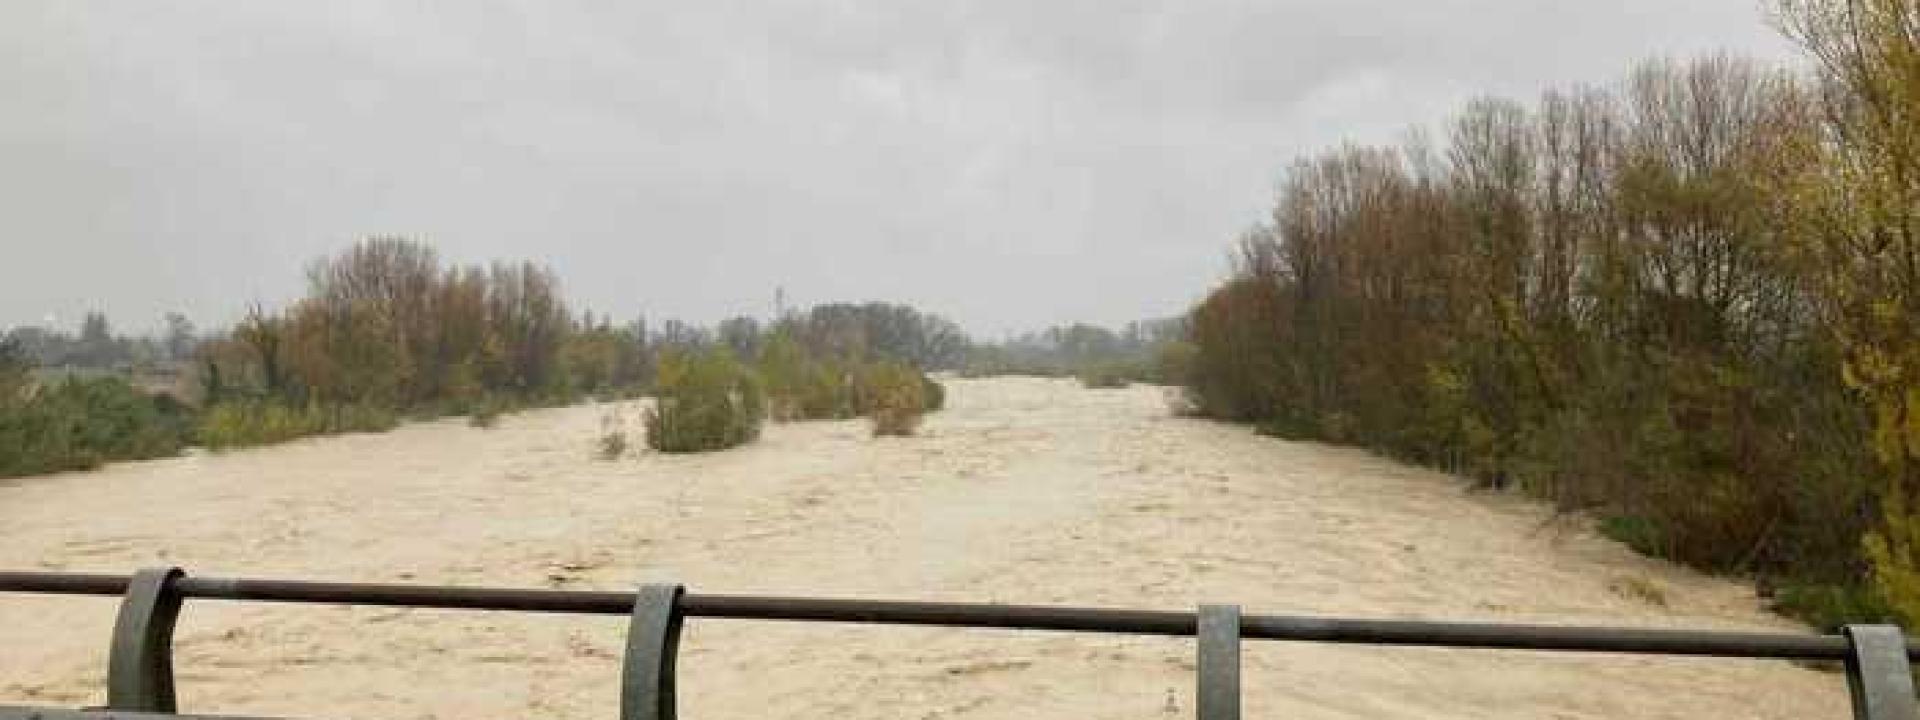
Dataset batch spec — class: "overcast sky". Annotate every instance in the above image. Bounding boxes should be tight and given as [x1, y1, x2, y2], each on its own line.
[2, 1, 1798, 337]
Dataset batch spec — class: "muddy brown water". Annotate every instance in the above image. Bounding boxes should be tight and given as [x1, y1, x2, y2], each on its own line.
[0, 377, 1844, 718]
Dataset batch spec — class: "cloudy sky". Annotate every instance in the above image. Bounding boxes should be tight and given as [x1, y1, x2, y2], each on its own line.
[2, 1, 1797, 337]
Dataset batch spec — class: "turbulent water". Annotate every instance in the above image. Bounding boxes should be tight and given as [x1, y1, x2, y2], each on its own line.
[0, 377, 1843, 718]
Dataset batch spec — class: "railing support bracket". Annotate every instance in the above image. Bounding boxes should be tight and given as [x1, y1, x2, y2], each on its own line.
[622, 583, 685, 720]
[1197, 604, 1241, 720]
[1844, 624, 1917, 720]
[108, 566, 187, 712]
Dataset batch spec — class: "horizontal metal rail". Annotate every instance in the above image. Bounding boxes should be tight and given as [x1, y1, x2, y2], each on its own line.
[0, 707, 281, 720]
[0, 570, 1895, 660]
[5, 568, 1916, 720]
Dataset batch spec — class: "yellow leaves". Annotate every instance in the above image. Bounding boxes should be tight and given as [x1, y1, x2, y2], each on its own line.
[1424, 363, 1466, 401]
[1870, 298, 1906, 325]
[1873, 398, 1907, 466]
[1865, 529, 1920, 624]
[1867, 476, 1920, 624]
[1845, 346, 1904, 389]
[1907, 385, 1920, 462]
[651, 347, 692, 391]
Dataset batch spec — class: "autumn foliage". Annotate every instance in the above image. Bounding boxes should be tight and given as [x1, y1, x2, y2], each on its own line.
[193, 239, 641, 447]
[1183, 38, 1913, 627]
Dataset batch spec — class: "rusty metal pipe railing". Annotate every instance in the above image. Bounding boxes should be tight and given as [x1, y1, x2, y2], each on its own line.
[0, 568, 1914, 720]
[0, 570, 1888, 659]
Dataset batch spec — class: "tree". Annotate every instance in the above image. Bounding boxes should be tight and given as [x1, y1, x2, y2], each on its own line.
[163, 313, 196, 361]
[1775, 0, 1920, 622]
[75, 311, 121, 367]
[717, 316, 763, 362]
[787, 302, 969, 369]
[0, 336, 28, 401]
[79, 312, 109, 346]
[486, 261, 570, 396]
[231, 305, 285, 395]
[1178, 49, 1872, 599]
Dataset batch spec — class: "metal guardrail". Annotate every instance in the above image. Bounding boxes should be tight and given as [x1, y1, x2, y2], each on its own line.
[0, 568, 1912, 719]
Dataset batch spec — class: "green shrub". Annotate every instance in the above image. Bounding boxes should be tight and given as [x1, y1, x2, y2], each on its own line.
[0, 340, 29, 401]
[797, 363, 855, 419]
[198, 400, 311, 449]
[861, 361, 929, 437]
[1255, 414, 1318, 441]
[774, 360, 855, 421]
[196, 399, 395, 450]
[757, 332, 807, 421]
[468, 394, 510, 428]
[1152, 340, 1199, 386]
[757, 332, 863, 421]
[1597, 515, 1666, 558]
[921, 374, 946, 412]
[645, 348, 765, 453]
[330, 402, 399, 434]
[1078, 363, 1134, 389]
[1773, 582, 1897, 632]
[0, 376, 190, 477]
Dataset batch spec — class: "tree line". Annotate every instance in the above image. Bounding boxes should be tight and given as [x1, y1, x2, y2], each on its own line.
[1179, 0, 1919, 628]
[963, 319, 1193, 388]
[6, 311, 198, 369]
[1, 238, 971, 471]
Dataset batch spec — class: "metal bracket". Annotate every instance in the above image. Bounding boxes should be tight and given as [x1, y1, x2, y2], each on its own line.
[622, 584, 685, 720]
[1197, 604, 1241, 720]
[1844, 624, 1917, 720]
[108, 566, 187, 712]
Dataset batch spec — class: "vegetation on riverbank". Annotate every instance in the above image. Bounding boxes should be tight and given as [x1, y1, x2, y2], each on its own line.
[2, 239, 961, 471]
[961, 320, 1194, 387]
[1178, 0, 1918, 629]
[0, 342, 191, 477]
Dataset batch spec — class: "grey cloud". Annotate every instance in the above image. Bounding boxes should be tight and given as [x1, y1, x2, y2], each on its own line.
[1, 0, 1796, 336]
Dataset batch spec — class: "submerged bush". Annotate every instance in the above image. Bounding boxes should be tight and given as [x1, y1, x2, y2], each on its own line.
[645, 348, 765, 453]
[797, 363, 855, 419]
[861, 361, 930, 437]
[1078, 362, 1134, 389]
[196, 399, 395, 450]
[921, 374, 946, 412]
[756, 332, 810, 421]
[598, 429, 629, 459]
[468, 394, 511, 428]
[757, 332, 863, 421]
[596, 407, 630, 460]
[760, 328, 951, 424]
